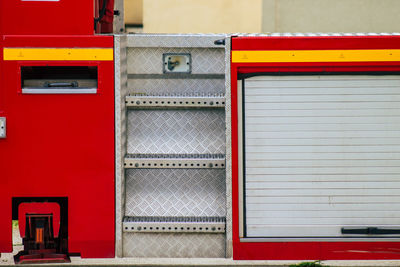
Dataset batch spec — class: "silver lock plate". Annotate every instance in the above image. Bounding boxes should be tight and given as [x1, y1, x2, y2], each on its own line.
[0, 117, 5, 138]
[163, 53, 191, 73]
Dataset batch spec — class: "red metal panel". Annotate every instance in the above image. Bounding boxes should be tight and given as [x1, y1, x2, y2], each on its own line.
[231, 35, 400, 260]
[0, 0, 94, 35]
[232, 35, 400, 50]
[0, 22, 7, 258]
[0, 35, 115, 258]
[2, 35, 114, 48]
[233, 242, 400, 260]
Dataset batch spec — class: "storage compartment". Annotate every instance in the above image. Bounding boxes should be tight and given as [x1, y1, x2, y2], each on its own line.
[116, 35, 229, 258]
[241, 74, 400, 239]
[21, 66, 98, 94]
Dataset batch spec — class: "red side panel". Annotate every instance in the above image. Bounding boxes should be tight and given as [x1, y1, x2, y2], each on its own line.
[1, 0, 94, 35]
[231, 35, 400, 260]
[232, 35, 400, 50]
[0, 35, 115, 258]
[0, 16, 6, 258]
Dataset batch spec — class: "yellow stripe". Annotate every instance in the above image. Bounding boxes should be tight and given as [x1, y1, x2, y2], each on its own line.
[232, 50, 400, 63]
[3, 48, 113, 61]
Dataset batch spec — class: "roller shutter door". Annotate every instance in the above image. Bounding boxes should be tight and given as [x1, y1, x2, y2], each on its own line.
[243, 75, 400, 238]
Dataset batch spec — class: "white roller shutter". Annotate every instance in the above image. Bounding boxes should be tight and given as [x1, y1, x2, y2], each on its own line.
[243, 75, 400, 238]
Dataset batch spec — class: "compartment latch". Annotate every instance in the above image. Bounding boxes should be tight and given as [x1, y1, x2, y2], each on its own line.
[163, 53, 191, 73]
[342, 227, 400, 235]
[0, 117, 6, 138]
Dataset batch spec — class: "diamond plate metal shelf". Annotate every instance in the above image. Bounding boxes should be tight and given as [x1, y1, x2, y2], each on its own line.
[126, 93, 225, 108]
[124, 154, 225, 169]
[123, 216, 226, 233]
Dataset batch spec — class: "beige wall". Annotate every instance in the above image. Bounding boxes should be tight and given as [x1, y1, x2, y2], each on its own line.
[124, 0, 400, 33]
[124, 0, 143, 25]
[262, 0, 400, 33]
[142, 0, 262, 33]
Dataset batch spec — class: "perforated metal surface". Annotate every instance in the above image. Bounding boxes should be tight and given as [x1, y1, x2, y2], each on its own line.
[123, 216, 226, 233]
[127, 48, 225, 74]
[127, 109, 226, 154]
[124, 154, 226, 169]
[125, 169, 226, 217]
[126, 93, 225, 108]
[128, 78, 225, 95]
[123, 233, 225, 258]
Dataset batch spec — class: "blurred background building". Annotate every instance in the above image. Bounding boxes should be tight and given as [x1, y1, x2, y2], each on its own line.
[124, 0, 400, 34]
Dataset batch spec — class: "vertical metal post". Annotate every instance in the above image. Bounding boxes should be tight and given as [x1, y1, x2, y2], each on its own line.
[113, 0, 125, 33]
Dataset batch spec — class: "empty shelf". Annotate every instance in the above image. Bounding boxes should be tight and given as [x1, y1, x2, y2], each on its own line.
[123, 216, 226, 233]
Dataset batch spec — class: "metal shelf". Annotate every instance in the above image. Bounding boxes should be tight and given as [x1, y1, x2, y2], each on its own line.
[123, 216, 226, 233]
[124, 154, 225, 169]
[125, 93, 225, 108]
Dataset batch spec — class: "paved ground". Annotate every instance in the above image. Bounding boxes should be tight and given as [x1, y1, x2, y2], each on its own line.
[3, 253, 400, 267]
[3, 224, 400, 266]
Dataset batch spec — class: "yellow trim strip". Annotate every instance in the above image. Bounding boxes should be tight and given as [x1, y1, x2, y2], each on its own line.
[3, 48, 113, 61]
[232, 49, 400, 63]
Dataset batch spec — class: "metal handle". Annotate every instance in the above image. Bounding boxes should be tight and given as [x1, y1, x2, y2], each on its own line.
[0, 117, 6, 138]
[342, 227, 400, 235]
[214, 39, 226, 46]
[44, 82, 79, 88]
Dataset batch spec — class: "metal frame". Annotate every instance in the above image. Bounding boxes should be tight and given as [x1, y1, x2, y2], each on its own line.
[224, 36, 233, 258]
[113, 0, 125, 34]
[237, 80, 244, 239]
[126, 94, 225, 108]
[121, 34, 227, 258]
[114, 35, 128, 258]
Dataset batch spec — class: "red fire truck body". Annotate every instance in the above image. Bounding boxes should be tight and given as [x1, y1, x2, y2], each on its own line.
[2, 0, 400, 264]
